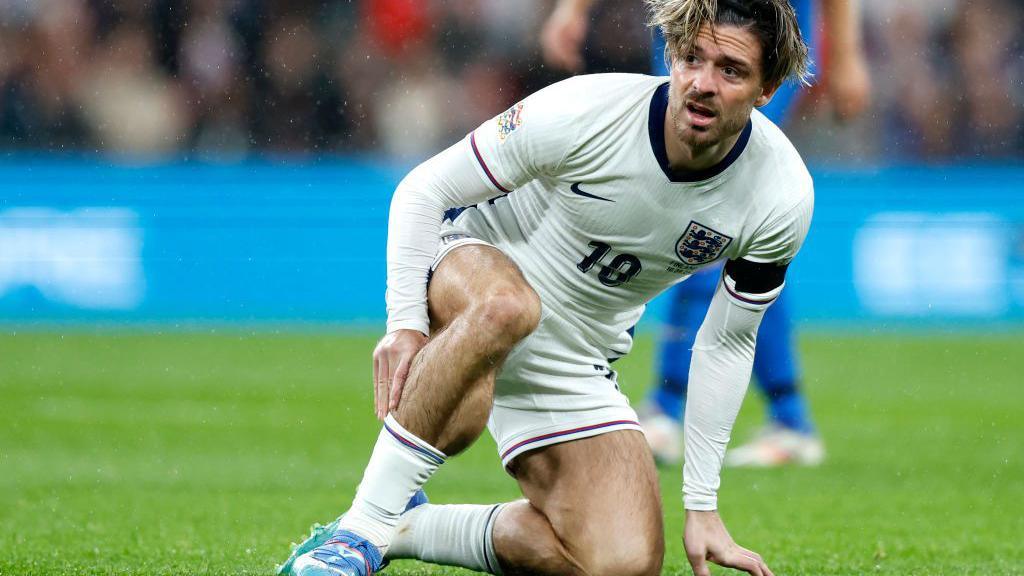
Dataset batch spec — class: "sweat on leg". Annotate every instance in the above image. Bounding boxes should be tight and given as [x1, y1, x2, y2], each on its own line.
[338, 414, 447, 553]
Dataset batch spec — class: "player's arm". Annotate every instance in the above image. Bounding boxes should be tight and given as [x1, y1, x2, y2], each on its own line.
[377, 81, 583, 418]
[682, 258, 785, 576]
[540, 0, 598, 72]
[820, 0, 871, 120]
[681, 192, 813, 576]
[375, 139, 497, 418]
[385, 142, 498, 337]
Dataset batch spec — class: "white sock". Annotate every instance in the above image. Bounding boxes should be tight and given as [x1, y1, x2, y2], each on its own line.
[387, 503, 506, 575]
[337, 414, 446, 554]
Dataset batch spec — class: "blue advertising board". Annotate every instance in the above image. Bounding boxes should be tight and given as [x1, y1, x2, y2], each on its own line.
[1, 158, 1022, 328]
[792, 166, 1024, 327]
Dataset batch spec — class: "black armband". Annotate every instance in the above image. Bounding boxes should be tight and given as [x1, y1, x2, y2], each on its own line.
[724, 258, 789, 294]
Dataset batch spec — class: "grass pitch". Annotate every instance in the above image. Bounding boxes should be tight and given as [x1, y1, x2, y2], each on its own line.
[1, 330, 1022, 575]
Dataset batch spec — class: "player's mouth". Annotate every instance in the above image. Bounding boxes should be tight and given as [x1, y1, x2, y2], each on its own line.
[685, 101, 717, 128]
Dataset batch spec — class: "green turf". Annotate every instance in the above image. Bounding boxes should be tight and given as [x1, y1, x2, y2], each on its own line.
[1, 331, 1022, 575]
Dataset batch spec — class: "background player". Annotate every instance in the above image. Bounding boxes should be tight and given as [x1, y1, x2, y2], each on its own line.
[542, 0, 871, 466]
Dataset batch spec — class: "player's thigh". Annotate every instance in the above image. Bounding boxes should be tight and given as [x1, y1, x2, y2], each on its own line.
[510, 430, 664, 576]
[427, 243, 540, 333]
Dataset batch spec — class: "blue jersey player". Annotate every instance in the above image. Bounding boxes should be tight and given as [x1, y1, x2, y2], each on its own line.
[541, 0, 870, 466]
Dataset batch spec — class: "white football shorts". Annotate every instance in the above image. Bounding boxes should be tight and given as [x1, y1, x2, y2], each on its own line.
[431, 232, 642, 470]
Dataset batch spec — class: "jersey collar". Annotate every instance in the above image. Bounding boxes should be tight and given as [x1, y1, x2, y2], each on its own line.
[648, 82, 752, 183]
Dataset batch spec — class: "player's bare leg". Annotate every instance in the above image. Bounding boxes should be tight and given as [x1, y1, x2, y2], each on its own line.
[386, 431, 663, 576]
[394, 243, 541, 454]
[495, 430, 664, 576]
[281, 243, 540, 576]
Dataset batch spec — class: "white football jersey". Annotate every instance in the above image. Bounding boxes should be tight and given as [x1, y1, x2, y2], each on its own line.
[448, 73, 814, 359]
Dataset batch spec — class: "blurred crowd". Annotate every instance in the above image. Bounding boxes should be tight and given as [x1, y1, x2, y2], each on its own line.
[0, 0, 1021, 162]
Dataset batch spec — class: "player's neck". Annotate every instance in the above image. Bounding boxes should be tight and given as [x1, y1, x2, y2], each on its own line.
[663, 113, 744, 173]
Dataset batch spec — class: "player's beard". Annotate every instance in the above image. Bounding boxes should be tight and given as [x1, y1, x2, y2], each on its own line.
[670, 92, 751, 155]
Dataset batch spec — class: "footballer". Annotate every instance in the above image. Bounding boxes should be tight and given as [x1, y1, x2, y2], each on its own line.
[281, 1, 813, 575]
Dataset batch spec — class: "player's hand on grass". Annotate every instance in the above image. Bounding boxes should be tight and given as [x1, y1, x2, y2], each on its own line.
[372, 329, 428, 420]
[684, 510, 774, 576]
[540, 0, 592, 72]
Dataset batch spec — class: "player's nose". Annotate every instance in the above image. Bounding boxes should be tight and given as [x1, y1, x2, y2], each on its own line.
[690, 65, 717, 96]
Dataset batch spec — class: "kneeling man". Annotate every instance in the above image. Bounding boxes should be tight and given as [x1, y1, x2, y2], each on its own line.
[282, 1, 813, 575]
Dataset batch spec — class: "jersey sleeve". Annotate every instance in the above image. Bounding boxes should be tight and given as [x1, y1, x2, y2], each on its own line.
[682, 186, 814, 510]
[742, 187, 814, 265]
[385, 140, 497, 335]
[682, 278, 761, 510]
[682, 259, 788, 510]
[386, 78, 588, 336]
[466, 77, 587, 193]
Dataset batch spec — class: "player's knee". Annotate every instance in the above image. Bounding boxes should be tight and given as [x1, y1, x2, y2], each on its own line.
[474, 285, 540, 345]
[575, 528, 663, 576]
[538, 501, 664, 576]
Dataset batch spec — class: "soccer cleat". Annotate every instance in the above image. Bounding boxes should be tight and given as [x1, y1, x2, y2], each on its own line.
[638, 406, 683, 465]
[290, 530, 384, 576]
[723, 425, 825, 468]
[277, 490, 428, 576]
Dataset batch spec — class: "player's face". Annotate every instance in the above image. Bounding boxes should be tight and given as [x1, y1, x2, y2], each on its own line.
[668, 24, 778, 151]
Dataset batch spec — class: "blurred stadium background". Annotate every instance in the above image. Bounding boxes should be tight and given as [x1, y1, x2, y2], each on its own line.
[2, 1, 1022, 575]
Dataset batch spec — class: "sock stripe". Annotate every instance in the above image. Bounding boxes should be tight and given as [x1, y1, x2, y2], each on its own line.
[384, 422, 446, 466]
[482, 504, 501, 575]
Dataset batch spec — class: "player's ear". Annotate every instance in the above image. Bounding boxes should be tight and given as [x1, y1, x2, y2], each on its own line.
[754, 81, 781, 107]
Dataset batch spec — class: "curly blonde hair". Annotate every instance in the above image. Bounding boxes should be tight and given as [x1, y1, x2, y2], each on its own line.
[646, 0, 811, 87]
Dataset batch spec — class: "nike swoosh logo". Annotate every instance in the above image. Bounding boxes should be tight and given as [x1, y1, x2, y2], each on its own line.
[570, 182, 615, 202]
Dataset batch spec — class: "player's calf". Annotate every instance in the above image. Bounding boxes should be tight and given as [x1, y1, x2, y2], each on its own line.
[492, 501, 589, 576]
[500, 432, 665, 576]
[493, 501, 663, 576]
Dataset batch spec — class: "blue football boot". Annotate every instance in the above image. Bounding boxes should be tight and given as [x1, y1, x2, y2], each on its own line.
[290, 531, 383, 576]
[278, 490, 428, 576]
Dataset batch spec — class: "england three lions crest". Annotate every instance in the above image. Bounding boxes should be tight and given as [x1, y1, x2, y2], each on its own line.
[675, 221, 733, 265]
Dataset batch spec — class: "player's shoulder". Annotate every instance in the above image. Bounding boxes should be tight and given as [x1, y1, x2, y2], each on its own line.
[745, 109, 814, 210]
[539, 72, 663, 98]
[559, 72, 664, 92]
[528, 73, 663, 120]
[734, 111, 815, 263]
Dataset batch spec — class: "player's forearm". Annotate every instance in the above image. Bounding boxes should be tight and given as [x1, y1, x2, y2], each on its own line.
[682, 280, 776, 510]
[385, 180, 444, 336]
[385, 139, 496, 335]
[820, 0, 864, 55]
